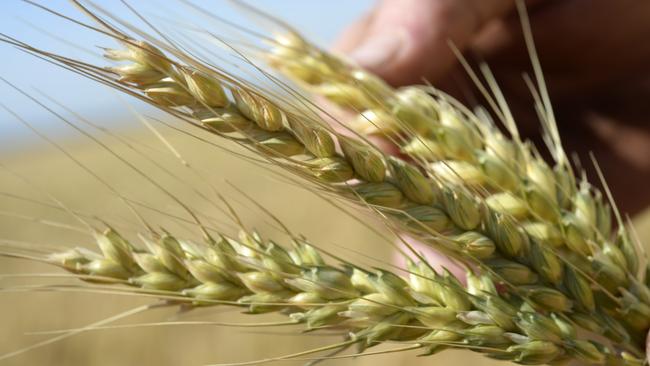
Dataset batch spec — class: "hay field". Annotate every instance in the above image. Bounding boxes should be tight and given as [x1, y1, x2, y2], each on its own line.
[1, 127, 649, 365]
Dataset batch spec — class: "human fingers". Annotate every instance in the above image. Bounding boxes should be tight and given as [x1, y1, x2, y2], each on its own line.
[335, 0, 517, 86]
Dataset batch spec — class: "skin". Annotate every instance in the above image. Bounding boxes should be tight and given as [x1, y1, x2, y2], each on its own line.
[334, 0, 650, 359]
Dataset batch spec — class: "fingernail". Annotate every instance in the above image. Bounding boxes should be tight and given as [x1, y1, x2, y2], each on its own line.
[349, 29, 407, 69]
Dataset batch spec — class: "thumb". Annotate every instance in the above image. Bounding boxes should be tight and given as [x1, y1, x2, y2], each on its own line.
[336, 0, 517, 86]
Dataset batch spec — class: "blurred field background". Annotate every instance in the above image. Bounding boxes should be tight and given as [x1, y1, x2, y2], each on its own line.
[0, 129, 510, 366]
[1, 120, 649, 366]
[2, 1, 650, 366]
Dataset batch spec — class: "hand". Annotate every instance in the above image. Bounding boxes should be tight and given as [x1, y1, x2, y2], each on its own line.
[335, 0, 650, 215]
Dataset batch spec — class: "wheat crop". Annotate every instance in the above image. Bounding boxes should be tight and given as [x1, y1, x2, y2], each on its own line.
[0, 1, 648, 365]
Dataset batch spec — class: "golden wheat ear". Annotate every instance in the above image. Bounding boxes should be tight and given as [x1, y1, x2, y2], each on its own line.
[1, 0, 649, 364]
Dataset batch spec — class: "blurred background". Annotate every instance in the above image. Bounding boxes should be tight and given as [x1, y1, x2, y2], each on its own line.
[1, 1, 649, 366]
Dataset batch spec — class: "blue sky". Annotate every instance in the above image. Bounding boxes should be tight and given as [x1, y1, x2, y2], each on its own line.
[0, 1, 373, 150]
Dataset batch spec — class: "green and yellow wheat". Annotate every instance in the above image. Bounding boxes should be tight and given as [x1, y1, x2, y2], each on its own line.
[46, 225, 629, 364]
[1, 1, 649, 365]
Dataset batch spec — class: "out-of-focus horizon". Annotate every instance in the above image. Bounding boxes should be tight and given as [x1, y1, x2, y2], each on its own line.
[0, 0, 373, 152]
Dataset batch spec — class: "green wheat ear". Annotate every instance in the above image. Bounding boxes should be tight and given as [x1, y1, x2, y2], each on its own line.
[41, 225, 631, 364]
